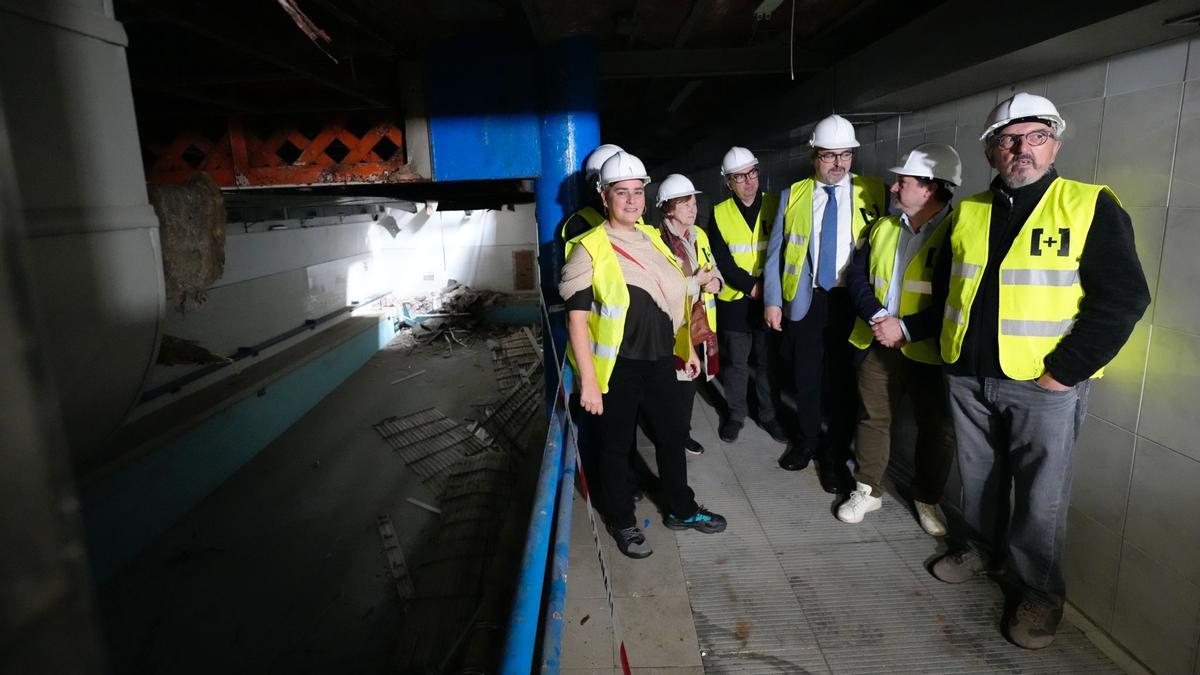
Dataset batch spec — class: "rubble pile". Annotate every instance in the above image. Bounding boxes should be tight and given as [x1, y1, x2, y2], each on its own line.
[399, 279, 507, 346]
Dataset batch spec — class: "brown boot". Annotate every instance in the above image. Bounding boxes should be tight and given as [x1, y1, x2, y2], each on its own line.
[1004, 598, 1062, 650]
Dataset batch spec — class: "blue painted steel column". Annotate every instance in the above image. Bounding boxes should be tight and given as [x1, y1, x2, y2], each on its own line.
[536, 37, 600, 404]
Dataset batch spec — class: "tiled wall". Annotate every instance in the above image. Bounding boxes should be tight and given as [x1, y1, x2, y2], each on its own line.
[662, 36, 1200, 675]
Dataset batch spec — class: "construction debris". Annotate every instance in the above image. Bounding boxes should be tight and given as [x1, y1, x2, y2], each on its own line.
[399, 280, 507, 347]
[373, 408, 492, 497]
[405, 497, 442, 515]
[376, 514, 415, 600]
[389, 370, 425, 385]
[150, 172, 226, 311]
[487, 329, 542, 392]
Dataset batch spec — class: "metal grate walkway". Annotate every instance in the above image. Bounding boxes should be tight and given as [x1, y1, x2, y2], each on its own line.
[670, 396, 1124, 674]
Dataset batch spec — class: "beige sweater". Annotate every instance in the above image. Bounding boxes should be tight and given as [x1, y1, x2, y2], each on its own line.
[559, 223, 686, 330]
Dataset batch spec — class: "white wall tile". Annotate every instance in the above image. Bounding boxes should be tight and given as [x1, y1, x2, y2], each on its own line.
[1170, 80, 1200, 207]
[1187, 36, 1200, 81]
[876, 115, 899, 142]
[996, 77, 1046, 101]
[1065, 507, 1121, 631]
[872, 139, 898, 183]
[1107, 41, 1188, 97]
[955, 131, 992, 197]
[1055, 98, 1103, 183]
[1046, 62, 1108, 105]
[923, 127, 956, 148]
[923, 102, 957, 131]
[1096, 83, 1181, 207]
[1112, 542, 1200, 675]
[855, 122, 877, 145]
[1140, 327, 1200, 462]
[1087, 320, 1150, 433]
[1072, 415, 1135, 531]
[1124, 437, 1200, 587]
[956, 91, 996, 136]
[1155, 208, 1200, 334]
[898, 112, 924, 137]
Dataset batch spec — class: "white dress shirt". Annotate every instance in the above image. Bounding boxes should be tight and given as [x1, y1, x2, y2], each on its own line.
[810, 173, 853, 288]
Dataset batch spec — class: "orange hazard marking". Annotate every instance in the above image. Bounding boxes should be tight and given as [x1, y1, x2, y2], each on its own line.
[145, 115, 422, 187]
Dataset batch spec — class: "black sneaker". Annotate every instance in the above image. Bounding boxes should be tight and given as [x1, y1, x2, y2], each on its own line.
[665, 507, 727, 533]
[684, 437, 705, 455]
[718, 420, 742, 443]
[607, 524, 653, 558]
[759, 418, 788, 443]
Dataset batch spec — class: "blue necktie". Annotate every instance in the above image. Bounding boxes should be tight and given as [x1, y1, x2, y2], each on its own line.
[818, 185, 838, 290]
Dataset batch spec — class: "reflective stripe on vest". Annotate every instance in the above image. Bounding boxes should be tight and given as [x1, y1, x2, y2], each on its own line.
[939, 177, 1114, 379]
[712, 193, 779, 302]
[846, 211, 950, 364]
[780, 174, 886, 302]
[565, 224, 693, 393]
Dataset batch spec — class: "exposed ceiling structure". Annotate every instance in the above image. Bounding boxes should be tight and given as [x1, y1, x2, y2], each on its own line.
[118, 0, 945, 197]
[118, 0, 1200, 204]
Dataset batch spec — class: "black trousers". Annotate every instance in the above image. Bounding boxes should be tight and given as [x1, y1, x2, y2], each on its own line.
[590, 357, 698, 529]
[784, 288, 859, 464]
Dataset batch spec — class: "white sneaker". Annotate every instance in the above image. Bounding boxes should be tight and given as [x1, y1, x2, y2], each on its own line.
[837, 482, 882, 523]
[915, 501, 947, 537]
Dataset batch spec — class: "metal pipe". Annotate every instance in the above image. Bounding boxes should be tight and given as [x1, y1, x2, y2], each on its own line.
[540, 368, 576, 673]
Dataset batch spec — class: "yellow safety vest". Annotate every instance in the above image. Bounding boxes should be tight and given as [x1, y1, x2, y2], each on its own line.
[711, 193, 780, 301]
[847, 212, 951, 364]
[940, 177, 1113, 380]
[560, 205, 606, 241]
[661, 225, 719, 339]
[780, 174, 886, 302]
[565, 224, 692, 393]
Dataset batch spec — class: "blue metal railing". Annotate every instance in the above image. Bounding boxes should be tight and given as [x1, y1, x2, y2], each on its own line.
[499, 362, 576, 674]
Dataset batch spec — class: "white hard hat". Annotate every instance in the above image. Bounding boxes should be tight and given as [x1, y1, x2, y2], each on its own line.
[720, 146, 759, 175]
[584, 143, 624, 181]
[597, 151, 651, 191]
[810, 114, 859, 149]
[980, 92, 1066, 141]
[656, 173, 701, 206]
[890, 142, 962, 187]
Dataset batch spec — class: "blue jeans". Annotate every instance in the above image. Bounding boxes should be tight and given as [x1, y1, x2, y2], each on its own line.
[946, 375, 1091, 607]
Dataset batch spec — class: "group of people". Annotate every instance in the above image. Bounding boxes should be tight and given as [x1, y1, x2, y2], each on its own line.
[557, 92, 1149, 650]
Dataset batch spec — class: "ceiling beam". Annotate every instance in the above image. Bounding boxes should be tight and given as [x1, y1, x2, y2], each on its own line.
[600, 45, 821, 79]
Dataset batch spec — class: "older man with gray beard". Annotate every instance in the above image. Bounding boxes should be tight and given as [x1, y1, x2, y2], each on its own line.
[904, 93, 1149, 650]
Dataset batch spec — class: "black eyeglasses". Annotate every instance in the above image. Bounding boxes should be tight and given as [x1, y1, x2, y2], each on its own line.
[727, 168, 759, 184]
[816, 150, 854, 163]
[990, 129, 1056, 149]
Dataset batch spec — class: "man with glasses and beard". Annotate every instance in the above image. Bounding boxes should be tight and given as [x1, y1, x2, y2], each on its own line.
[914, 93, 1149, 649]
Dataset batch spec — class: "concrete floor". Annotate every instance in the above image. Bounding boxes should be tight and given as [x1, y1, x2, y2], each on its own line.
[98, 331, 511, 674]
[561, 390, 1137, 674]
